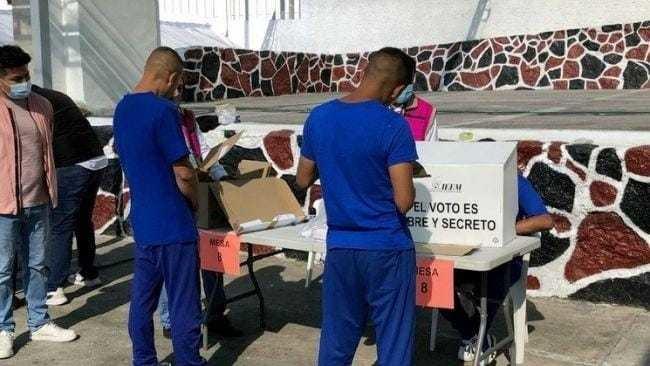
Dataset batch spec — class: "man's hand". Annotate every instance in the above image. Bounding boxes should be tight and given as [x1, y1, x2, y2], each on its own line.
[297, 156, 317, 189]
[389, 162, 415, 215]
[173, 157, 199, 211]
[516, 214, 554, 235]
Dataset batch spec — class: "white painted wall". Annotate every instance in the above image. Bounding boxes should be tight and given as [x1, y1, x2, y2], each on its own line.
[264, 0, 650, 53]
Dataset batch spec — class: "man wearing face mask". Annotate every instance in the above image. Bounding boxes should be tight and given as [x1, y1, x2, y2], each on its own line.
[297, 47, 418, 366]
[113, 47, 204, 366]
[0, 45, 78, 359]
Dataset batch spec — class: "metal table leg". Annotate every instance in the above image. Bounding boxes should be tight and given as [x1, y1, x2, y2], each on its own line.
[473, 271, 489, 366]
[245, 244, 266, 329]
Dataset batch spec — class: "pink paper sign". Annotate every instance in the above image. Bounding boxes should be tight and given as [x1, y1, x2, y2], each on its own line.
[415, 258, 454, 309]
[199, 230, 240, 276]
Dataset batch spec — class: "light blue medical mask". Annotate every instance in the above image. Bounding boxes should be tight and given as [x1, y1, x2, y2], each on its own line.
[394, 84, 414, 105]
[7, 81, 32, 99]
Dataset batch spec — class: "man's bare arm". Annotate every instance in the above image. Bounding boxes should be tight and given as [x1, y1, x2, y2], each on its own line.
[389, 162, 415, 215]
[516, 214, 554, 235]
[173, 157, 199, 211]
[296, 156, 317, 189]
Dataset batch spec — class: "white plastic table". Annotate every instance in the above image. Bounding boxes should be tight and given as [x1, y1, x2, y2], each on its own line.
[239, 223, 540, 365]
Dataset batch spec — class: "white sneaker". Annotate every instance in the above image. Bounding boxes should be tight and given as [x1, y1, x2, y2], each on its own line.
[31, 322, 77, 342]
[0, 331, 14, 359]
[46, 288, 68, 306]
[68, 273, 102, 287]
[458, 335, 496, 365]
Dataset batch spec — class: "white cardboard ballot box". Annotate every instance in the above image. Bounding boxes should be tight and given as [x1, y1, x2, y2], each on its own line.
[407, 141, 518, 248]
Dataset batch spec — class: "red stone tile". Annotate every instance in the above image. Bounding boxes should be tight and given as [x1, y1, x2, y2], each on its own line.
[434, 49, 446, 57]
[460, 70, 492, 88]
[587, 29, 597, 39]
[562, 60, 580, 79]
[527, 275, 541, 290]
[418, 62, 431, 74]
[536, 42, 546, 53]
[238, 73, 251, 94]
[604, 66, 622, 77]
[491, 40, 503, 53]
[494, 37, 509, 44]
[551, 213, 572, 233]
[548, 141, 564, 163]
[221, 49, 235, 62]
[199, 76, 213, 91]
[566, 160, 586, 180]
[600, 44, 614, 53]
[239, 53, 259, 72]
[609, 32, 623, 43]
[566, 212, 650, 282]
[615, 41, 625, 53]
[429, 73, 441, 90]
[640, 28, 650, 42]
[517, 140, 543, 169]
[554, 30, 566, 39]
[521, 63, 541, 86]
[597, 34, 608, 43]
[297, 61, 309, 83]
[272, 64, 291, 95]
[220, 64, 239, 88]
[624, 24, 633, 33]
[545, 56, 564, 70]
[93, 194, 117, 230]
[598, 78, 620, 89]
[590, 181, 617, 206]
[346, 66, 356, 76]
[339, 80, 356, 92]
[626, 45, 649, 60]
[263, 130, 294, 170]
[567, 44, 585, 59]
[625, 145, 650, 176]
[332, 66, 346, 81]
[261, 58, 276, 78]
[514, 43, 527, 54]
[587, 81, 599, 89]
[508, 56, 521, 65]
[490, 65, 501, 78]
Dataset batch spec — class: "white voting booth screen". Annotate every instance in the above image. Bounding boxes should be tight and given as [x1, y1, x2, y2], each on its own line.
[407, 142, 518, 248]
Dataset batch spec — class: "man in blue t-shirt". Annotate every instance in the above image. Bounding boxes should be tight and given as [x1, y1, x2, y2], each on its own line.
[113, 47, 204, 366]
[297, 48, 418, 366]
[441, 173, 553, 364]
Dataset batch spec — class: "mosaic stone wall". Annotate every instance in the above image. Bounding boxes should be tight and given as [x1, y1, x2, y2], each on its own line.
[181, 20, 650, 101]
[91, 126, 650, 308]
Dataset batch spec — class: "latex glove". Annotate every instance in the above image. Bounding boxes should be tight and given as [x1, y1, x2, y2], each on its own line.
[208, 164, 228, 181]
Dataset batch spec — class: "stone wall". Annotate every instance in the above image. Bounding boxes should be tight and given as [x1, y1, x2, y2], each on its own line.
[91, 127, 650, 308]
[181, 20, 650, 102]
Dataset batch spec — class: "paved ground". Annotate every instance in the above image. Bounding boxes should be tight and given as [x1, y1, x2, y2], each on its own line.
[4, 236, 650, 366]
[187, 89, 650, 131]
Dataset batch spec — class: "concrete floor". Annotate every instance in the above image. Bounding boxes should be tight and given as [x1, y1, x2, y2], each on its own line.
[4, 236, 650, 366]
[187, 89, 650, 132]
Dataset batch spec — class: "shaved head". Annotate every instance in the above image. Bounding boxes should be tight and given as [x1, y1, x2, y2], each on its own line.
[144, 46, 184, 78]
[365, 47, 415, 86]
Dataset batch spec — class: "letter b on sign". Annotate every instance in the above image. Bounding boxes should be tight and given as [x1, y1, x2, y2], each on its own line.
[415, 258, 454, 309]
[199, 229, 241, 276]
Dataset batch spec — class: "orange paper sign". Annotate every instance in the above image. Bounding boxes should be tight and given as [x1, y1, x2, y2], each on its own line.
[415, 258, 454, 309]
[199, 230, 241, 276]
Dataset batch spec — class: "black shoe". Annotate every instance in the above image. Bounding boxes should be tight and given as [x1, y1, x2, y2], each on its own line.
[162, 327, 171, 339]
[207, 317, 243, 338]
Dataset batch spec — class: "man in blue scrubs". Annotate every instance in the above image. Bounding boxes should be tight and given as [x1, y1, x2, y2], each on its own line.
[113, 47, 204, 366]
[297, 48, 418, 366]
[441, 171, 553, 364]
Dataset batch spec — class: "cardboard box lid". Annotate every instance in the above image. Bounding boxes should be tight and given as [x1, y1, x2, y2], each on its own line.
[416, 141, 517, 166]
[237, 160, 276, 179]
[199, 131, 244, 172]
[415, 243, 478, 256]
[213, 178, 306, 233]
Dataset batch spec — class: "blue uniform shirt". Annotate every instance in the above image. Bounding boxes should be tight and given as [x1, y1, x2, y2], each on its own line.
[517, 174, 548, 220]
[301, 99, 419, 250]
[113, 92, 198, 246]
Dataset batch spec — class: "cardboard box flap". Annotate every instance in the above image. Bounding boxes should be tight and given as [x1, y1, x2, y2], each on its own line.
[214, 178, 306, 233]
[200, 131, 244, 172]
[416, 141, 517, 166]
[237, 160, 276, 179]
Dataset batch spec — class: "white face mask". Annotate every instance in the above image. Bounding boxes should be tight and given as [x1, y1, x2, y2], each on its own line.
[7, 81, 32, 99]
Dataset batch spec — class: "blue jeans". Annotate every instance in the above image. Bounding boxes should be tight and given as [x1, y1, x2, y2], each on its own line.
[158, 270, 226, 329]
[0, 205, 51, 332]
[129, 242, 204, 366]
[47, 165, 103, 291]
[319, 248, 416, 366]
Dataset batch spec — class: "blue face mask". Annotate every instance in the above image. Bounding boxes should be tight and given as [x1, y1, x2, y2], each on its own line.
[394, 84, 414, 105]
[7, 81, 32, 99]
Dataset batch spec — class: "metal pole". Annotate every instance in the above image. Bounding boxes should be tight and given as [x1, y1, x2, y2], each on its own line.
[29, 0, 51, 88]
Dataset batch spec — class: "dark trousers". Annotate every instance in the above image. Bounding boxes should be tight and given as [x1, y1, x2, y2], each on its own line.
[440, 260, 521, 340]
[47, 165, 103, 291]
[201, 270, 226, 323]
[129, 242, 204, 366]
[319, 248, 416, 366]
